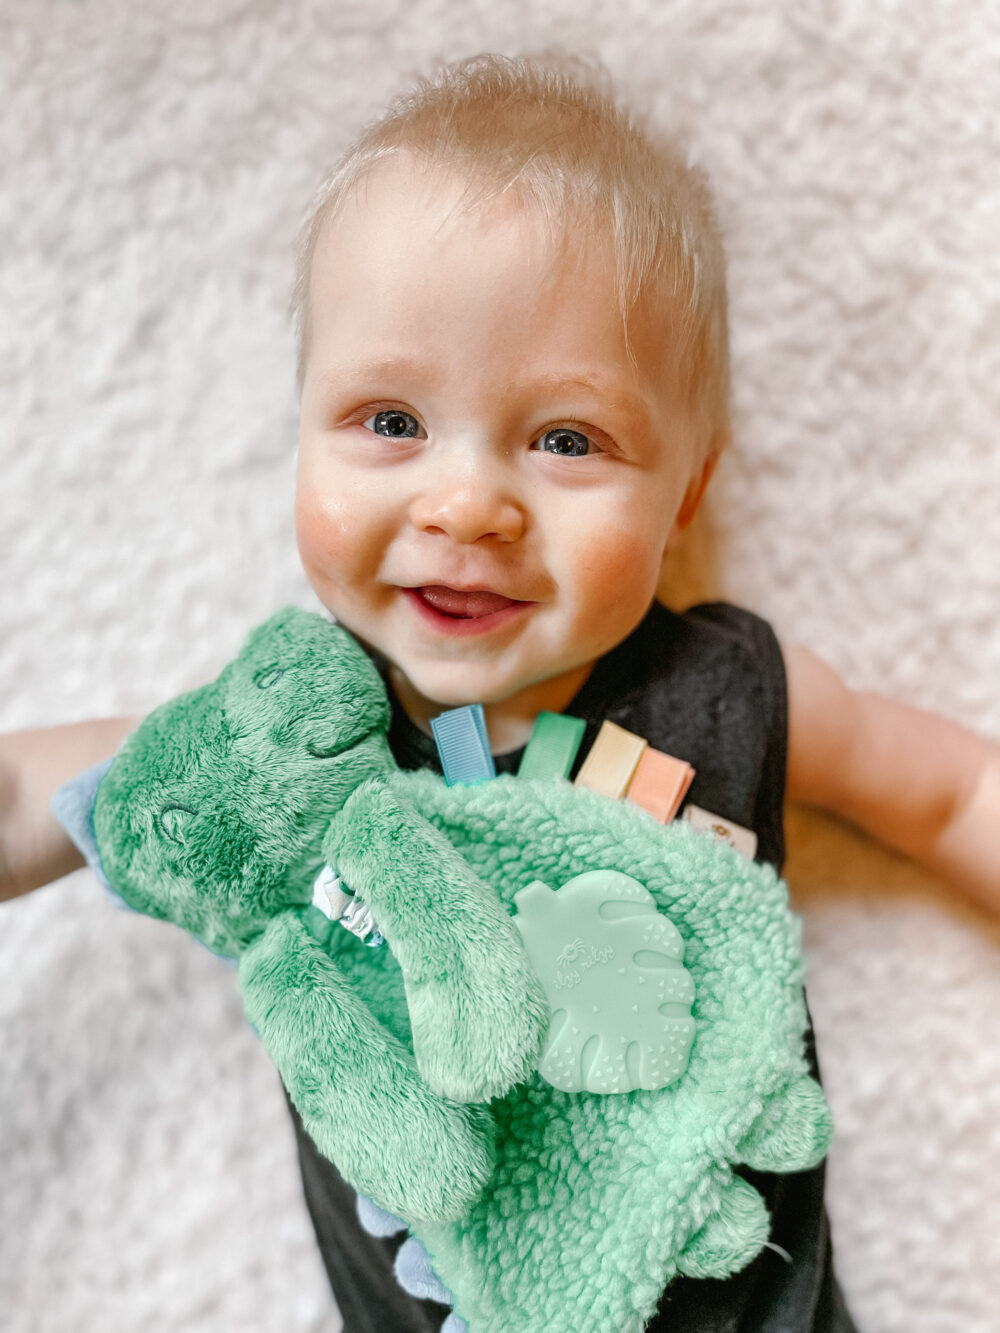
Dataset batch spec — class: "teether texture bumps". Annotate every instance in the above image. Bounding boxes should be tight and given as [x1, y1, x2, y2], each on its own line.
[512, 869, 694, 1094]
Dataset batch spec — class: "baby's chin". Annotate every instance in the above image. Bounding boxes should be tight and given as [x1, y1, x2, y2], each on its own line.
[390, 661, 525, 711]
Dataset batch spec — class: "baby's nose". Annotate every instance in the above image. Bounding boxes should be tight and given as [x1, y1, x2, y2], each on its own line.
[409, 474, 525, 543]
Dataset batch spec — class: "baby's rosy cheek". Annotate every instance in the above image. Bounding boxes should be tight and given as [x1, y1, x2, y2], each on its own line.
[573, 526, 661, 616]
[294, 491, 359, 583]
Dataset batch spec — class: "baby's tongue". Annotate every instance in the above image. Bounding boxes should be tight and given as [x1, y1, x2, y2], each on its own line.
[420, 585, 515, 618]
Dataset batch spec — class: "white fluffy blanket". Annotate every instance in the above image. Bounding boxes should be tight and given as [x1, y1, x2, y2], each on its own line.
[2, 4, 998, 1331]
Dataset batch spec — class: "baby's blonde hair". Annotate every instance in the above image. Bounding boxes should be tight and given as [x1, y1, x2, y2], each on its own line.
[290, 52, 731, 460]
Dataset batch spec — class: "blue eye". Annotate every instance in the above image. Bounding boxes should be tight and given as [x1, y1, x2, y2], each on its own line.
[363, 409, 423, 438]
[533, 428, 600, 458]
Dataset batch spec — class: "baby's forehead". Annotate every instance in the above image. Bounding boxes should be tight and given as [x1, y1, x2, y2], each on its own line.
[300, 154, 696, 433]
[311, 158, 670, 342]
[317, 155, 589, 269]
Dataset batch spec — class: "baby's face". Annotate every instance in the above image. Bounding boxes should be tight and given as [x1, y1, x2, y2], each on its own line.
[295, 156, 705, 727]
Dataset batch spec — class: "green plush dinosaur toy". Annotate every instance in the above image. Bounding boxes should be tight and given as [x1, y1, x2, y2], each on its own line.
[87, 605, 833, 1333]
[91, 605, 549, 1223]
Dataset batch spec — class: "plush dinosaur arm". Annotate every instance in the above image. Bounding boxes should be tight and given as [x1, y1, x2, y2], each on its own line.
[238, 906, 495, 1221]
[323, 776, 550, 1104]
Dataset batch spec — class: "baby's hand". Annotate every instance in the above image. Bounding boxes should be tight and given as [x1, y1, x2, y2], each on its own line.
[0, 717, 140, 902]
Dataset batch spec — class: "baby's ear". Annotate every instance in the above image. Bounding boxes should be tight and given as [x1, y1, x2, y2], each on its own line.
[657, 447, 724, 609]
[675, 448, 720, 532]
[661, 448, 720, 566]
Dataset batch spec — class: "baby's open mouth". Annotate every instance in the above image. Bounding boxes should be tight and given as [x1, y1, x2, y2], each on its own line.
[416, 585, 519, 619]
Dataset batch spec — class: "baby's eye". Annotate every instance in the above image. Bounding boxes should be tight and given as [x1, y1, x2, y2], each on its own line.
[362, 409, 424, 439]
[531, 427, 602, 458]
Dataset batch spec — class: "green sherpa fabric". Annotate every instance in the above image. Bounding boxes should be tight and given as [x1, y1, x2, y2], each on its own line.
[91, 606, 832, 1333]
[341, 770, 832, 1330]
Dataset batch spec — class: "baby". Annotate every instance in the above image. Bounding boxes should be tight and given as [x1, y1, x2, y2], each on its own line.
[2, 51, 998, 1333]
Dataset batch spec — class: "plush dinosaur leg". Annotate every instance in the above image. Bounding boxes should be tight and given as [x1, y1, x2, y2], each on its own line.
[323, 777, 550, 1103]
[675, 1176, 770, 1280]
[238, 908, 495, 1221]
[675, 1073, 833, 1280]
[736, 1072, 832, 1173]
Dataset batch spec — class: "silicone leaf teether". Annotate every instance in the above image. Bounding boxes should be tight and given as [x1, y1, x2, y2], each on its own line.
[512, 869, 695, 1094]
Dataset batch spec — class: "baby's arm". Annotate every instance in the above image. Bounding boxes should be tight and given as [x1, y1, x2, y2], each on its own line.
[784, 645, 1000, 910]
[0, 718, 140, 900]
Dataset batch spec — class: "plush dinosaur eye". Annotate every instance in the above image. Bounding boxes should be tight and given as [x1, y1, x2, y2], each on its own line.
[306, 741, 342, 758]
[157, 803, 196, 845]
[254, 667, 284, 689]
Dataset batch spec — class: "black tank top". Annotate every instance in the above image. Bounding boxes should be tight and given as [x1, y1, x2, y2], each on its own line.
[290, 599, 857, 1332]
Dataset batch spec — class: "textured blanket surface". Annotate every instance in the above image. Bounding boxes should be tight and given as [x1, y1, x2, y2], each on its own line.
[2, 3, 999, 1332]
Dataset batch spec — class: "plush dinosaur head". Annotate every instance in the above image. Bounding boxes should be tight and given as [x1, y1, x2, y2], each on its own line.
[93, 606, 394, 957]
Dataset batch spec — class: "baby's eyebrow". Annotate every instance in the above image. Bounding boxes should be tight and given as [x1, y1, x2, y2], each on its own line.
[317, 357, 445, 395]
[314, 362, 651, 432]
[525, 374, 652, 432]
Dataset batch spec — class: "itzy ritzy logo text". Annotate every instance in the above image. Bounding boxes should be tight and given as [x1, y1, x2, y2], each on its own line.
[553, 937, 616, 990]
